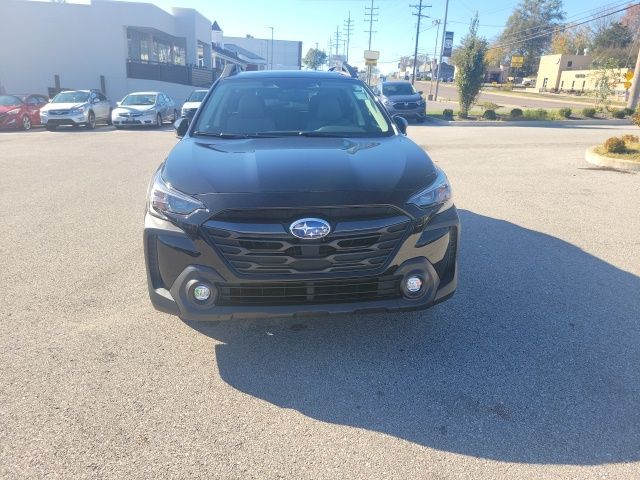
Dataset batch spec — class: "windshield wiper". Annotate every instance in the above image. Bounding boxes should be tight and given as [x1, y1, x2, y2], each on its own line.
[298, 131, 352, 137]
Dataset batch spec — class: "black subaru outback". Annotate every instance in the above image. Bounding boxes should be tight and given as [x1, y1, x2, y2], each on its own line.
[144, 69, 459, 321]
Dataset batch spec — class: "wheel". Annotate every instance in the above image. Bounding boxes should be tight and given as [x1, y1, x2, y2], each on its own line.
[21, 115, 32, 131]
[156, 113, 162, 128]
[416, 117, 425, 124]
[114, 125, 123, 130]
[85, 111, 96, 130]
[107, 109, 113, 126]
[45, 124, 57, 131]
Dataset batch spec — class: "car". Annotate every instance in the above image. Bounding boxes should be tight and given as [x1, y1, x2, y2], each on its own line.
[0, 93, 48, 130]
[375, 81, 426, 123]
[111, 91, 177, 128]
[181, 89, 208, 120]
[40, 89, 111, 131]
[143, 69, 460, 322]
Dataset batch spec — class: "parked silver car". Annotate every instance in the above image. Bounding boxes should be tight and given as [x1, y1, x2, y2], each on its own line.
[40, 89, 112, 130]
[111, 92, 177, 128]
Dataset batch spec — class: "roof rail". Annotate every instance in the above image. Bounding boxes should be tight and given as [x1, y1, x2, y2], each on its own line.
[220, 64, 244, 79]
[329, 63, 359, 79]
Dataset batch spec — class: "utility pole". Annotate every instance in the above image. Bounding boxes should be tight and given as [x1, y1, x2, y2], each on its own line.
[267, 26, 274, 70]
[364, 0, 379, 84]
[429, 19, 441, 98]
[334, 25, 341, 59]
[627, 48, 640, 110]
[410, 1, 431, 85]
[343, 11, 354, 63]
[433, 0, 449, 101]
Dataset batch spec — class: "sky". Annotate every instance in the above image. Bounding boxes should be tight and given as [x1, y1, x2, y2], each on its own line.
[119, 0, 624, 73]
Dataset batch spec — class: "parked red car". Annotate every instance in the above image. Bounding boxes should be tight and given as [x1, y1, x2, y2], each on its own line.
[0, 94, 49, 130]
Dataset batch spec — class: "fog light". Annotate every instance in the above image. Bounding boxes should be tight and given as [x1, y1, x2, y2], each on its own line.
[406, 276, 423, 293]
[193, 284, 211, 301]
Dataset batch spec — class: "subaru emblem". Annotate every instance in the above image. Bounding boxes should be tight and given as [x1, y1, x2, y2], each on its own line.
[289, 218, 331, 239]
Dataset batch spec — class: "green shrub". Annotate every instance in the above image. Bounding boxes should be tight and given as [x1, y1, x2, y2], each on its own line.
[510, 108, 523, 119]
[603, 137, 626, 153]
[442, 108, 454, 120]
[482, 109, 497, 120]
[623, 107, 635, 116]
[559, 107, 572, 119]
[622, 134, 639, 144]
[523, 108, 548, 120]
[612, 109, 626, 119]
[632, 112, 640, 127]
[582, 107, 597, 118]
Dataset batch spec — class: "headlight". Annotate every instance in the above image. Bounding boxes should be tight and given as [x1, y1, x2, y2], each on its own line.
[70, 106, 85, 114]
[147, 169, 206, 219]
[40, 110, 49, 116]
[7, 108, 21, 115]
[407, 168, 453, 211]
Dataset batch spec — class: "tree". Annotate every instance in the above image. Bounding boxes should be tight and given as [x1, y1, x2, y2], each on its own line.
[589, 58, 622, 111]
[621, 4, 640, 42]
[498, 0, 565, 75]
[590, 22, 635, 67]
[485, 44, 506, 68]
[550, 27, 591, 55]
[452, 14, 488, 117]
[303, 48, 327, 70]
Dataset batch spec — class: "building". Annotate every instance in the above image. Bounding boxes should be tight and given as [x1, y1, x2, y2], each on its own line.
[0, 0, 217, 103]
[223, 35, 302, 70]
[211, 21, 251, 71]
[535, 54, 593, 91]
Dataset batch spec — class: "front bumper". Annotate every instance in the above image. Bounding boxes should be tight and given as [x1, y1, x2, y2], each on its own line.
[386, 107, 426, 119]
[113, 114, 156, 126]
[41, 112, 88, 126]
[0, 113, 20, 129]
[144, 205, 460, 321]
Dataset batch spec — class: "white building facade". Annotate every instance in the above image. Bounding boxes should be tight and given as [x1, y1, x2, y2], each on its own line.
[223, 35, 302, 71]
[0, 0, 216, 103]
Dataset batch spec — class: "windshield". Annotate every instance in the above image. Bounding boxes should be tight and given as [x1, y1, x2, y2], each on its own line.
[0, 95, 22, 106]
[187, 90, 207, 102]
[122, 94, 157, 106]
[192, 77, 392, 137]
[52, 91, 89, 103]
[382, 83, 416, 96]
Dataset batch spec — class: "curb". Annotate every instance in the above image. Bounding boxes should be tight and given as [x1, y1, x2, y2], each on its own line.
[423, 117, 633, 127]
[585, 147, 640, 171]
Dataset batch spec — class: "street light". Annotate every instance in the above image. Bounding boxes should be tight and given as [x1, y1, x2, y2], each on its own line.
[267, 26, 274, 70]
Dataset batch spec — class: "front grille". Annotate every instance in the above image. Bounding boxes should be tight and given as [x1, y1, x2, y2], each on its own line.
[393, 102, 419, 110]
[49, 109, 70, 115]
[120, 112, 142, 117]
[216, 275, 402, 306]
[202, 207, 412, 275]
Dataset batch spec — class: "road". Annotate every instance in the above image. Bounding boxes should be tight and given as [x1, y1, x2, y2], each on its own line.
[1, 124, 639, 479]
[416, 82, 609, 112]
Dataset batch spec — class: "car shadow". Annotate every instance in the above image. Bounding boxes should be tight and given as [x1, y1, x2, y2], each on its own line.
[184, 210, 640, 465]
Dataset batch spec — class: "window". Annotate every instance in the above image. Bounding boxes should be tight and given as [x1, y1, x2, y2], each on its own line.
[27, 96, 40, 106]
[571, 81, 575, 89]
[97, 92, 107, 101]
[173, 45, 186, 66]
[140, 40, 149, 62]
[382, 83, 416, 96]
[560, 81, 564, 89]
[582, 81, 586, 91]
[121, 94, 157, 106]
[52, 91, 90, 103]
[542, 78, 548, 88]
[567, 61, 573, 68]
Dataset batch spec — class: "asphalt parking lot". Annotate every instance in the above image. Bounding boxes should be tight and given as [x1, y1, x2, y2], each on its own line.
[1, 123, 639, 479]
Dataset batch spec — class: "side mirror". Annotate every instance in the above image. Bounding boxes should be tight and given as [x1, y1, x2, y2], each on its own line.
[393, 115, 408, 135]
[116, 101, 121, 107]
[91, 97, 99, 104]
[418, 91, 423, 95]
[174, 117, 189, 138]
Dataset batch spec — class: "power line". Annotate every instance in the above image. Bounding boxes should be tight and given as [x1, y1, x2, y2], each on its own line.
[343, 11, 354, 62]
[410, 0, 431, 85]
[490, 3, 639, 51]
[364, 0, 379, 50]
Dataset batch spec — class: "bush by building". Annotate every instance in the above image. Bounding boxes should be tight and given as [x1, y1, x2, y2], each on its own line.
[604, 137, 626, 154]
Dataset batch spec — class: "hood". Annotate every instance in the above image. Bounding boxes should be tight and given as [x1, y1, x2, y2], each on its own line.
[163, 135, 437, 198]
[384, 94, 423, 102]
[114, 105, 156, 113]
[182, 101, 202, 109]
[0, 104, 23, 114]
[41, 102, 85, 111]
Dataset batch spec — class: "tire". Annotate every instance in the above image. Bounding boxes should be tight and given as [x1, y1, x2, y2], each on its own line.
[86, 111, 96, 130]
[416, 117, 425, 124]
[45, 124, 57, 131]
[156, 113, 162, 128]
[114, 125, 123, 130]
[21, 115, 32, 131]
[107, 109, 113, 126]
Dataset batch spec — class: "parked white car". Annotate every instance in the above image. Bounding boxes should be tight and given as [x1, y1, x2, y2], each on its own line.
[181, 89, 207, 119]
[111, 92, 177, 129]
[40, 89, 112, 131]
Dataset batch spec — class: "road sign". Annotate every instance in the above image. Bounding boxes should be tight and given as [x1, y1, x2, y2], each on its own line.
[625, 70, 634, 81]
[625, 81, 633, 90]
[511, 56, 524, 68]
[364, 50, 380, 61]
[365, 59, 378, 66]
